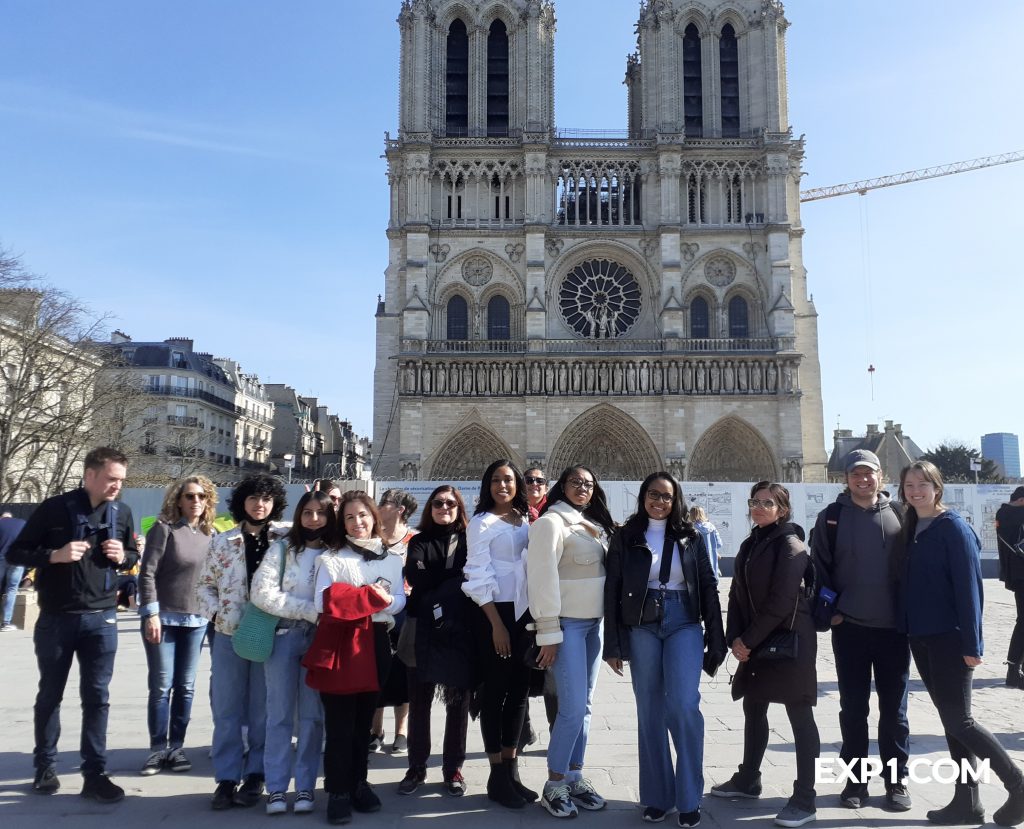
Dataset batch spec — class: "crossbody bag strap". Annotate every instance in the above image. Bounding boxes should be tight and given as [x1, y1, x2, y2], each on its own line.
[444, 533, 459, 570]
[746, 533, 799, 630]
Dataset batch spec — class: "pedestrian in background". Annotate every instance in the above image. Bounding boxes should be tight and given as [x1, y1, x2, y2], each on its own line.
[0, 510, 27, 631]
[996, 485, 1024, 689]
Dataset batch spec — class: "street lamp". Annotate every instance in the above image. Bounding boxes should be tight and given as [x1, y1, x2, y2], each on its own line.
[283, 452, 295, 485]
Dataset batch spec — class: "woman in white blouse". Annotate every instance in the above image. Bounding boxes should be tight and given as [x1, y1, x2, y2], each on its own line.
[463, 459, 537, 810]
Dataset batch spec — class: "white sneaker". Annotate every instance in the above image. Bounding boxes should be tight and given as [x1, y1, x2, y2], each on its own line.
[266, 791, 288, 815]
[294, 790, 315, 814]
[568, 777, 606, 811]
[542, 783, 579, 819]
[0, 623, 17, 632]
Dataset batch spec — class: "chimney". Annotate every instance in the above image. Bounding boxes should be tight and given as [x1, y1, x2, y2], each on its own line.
[866, 423, 879, 436]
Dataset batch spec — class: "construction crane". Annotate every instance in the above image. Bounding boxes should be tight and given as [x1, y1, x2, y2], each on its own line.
[799, 151, 1024, 203]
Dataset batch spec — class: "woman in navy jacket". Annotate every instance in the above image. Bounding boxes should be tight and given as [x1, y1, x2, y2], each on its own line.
[899, 461, 1023, 827]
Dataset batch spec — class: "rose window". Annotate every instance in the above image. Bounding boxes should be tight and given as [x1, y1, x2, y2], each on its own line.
[558, 259, 642, 339]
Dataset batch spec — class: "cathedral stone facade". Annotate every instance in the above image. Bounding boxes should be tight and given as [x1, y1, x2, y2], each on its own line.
[373, 0, 827, 482]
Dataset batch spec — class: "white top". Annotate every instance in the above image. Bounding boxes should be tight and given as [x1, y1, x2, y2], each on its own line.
[250, 540, 321, 624]
[313, 545, 406, 626]
[463, 511, 530, 620]
[645, 518, 685, 590]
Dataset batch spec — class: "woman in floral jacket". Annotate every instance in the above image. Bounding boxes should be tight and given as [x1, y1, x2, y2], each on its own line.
[195, 474, 289, 811]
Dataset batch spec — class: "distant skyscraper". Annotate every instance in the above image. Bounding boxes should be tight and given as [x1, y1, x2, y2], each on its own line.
[982, 432, 1021, 479]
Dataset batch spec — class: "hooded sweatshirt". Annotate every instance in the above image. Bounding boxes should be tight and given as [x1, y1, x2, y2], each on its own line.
[811, 491, 903, 629]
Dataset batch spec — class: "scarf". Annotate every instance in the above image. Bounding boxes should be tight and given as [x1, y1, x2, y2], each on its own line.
[345, 535, 387, 561]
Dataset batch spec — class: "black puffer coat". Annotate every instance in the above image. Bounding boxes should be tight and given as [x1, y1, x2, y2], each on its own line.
[726, 521, 817, 706]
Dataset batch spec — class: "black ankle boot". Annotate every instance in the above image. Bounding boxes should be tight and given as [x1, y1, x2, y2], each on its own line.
[486, 762, 525, 809]
[993, 780, 1024, 827]
[1005, 662, 1024, 689]
[926, 784, 985, 825]
[504, 757, 538, 803]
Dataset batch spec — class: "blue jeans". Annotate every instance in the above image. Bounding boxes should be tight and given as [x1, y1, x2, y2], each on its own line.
[628, 592, 704, 812]
[264, 621, 323, 792]
[832, 621, 910, 783]
[0, 558, 24, 625]
[142, 621, 207, 750]
[33, 609, 119, 775]
[548, 616, 602, 775]
[211, 630, 266, 783]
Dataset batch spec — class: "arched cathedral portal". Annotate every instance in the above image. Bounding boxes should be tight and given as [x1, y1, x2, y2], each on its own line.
[687, 417, 777, 482]
[548, 405, 661, 481]
[428, 423, 514, 480]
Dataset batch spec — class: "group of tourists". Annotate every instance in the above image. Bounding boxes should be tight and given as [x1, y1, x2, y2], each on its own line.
[6, 445, 1024, 828]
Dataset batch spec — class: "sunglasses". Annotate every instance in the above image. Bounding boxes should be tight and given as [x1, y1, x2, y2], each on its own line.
[525, 476, 546, 485]
[182, 492, 207, 501]
[748, 498, 777, 509]
[432, 498, 458, 510]
[567, 477, 595, 491]
[645, 490, 673, 504]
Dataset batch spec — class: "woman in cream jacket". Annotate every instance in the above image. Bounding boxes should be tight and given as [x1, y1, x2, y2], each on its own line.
[527, 465, 615, 820]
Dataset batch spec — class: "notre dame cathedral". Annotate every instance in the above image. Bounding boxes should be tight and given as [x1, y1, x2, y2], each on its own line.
[373, 0, 828, 483]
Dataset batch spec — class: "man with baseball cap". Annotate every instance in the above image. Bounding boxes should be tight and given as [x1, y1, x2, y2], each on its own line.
[996, 486, 1024, 688]
[812, 449, 911, 812]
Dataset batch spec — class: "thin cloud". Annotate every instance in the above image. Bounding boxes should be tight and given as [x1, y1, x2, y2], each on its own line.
[0, 79, 304, 162]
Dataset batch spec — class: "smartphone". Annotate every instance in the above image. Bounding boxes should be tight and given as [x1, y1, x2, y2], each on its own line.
[374, 577, 392, 591]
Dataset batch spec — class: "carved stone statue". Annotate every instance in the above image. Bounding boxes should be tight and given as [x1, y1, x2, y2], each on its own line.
[420, 364, 432, 395]
[435, 364, 447, 395]
[766, 361, 778, 393]
[639, 361, 650, 393]
[571, 361, 582, 393]
[709, 361, 721, 393]
[782, 362, 795, 393]
[751, 364, 763, 392]
[723, 361, 735, 392]
[695, 361, 706, 393]
[625, 362, 637, 394]
[584, 362, 595, 393]
[737, 361, 748, 392]
[557, 362, 568, 392]
[530, 361, 542, 393]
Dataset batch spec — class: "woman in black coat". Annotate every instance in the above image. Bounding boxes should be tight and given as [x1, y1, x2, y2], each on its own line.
[396, 485, 474, 798]
[711, 481, 819, 829]
[604, 472, 726, 827]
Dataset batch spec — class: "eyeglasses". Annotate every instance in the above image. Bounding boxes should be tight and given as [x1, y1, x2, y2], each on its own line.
[182, 492, 207, 501]
[432, 498, 458, 510]
[748, 498, 777, 509]
[645, 490, 673, 504]
[567, 477, 595, 491]
[525, 476, 546, 485]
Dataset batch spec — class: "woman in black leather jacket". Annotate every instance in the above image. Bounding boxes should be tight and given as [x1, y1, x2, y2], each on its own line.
[603, 472, 725, 826]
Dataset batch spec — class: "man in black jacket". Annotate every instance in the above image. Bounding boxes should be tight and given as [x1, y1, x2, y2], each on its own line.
[996, 486, 1024, 688]
[8, 447, 138, 802]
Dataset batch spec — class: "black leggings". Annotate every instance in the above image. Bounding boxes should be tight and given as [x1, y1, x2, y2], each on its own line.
[742, 696, 820, 791]
[478, 602, 531, 755]
[912, 632, 1024, 789]
[1008, 589, 1024, 665]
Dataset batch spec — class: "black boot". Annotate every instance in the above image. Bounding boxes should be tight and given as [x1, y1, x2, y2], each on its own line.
[926, 784, 985, 825]
[993, 780, 1024, 827]
[1005, 662, 1024, 689]
[504, 757, 538, 803]
[486, 762, 525, 809]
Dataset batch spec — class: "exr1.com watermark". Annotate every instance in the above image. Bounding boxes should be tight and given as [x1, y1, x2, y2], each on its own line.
[816, 758, 991, 786]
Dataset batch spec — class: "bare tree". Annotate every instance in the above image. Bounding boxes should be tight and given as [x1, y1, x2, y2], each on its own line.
[0, 248, 139, 501]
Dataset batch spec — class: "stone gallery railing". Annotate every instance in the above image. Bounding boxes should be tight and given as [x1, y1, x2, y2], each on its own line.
[396, 354, 800, 398]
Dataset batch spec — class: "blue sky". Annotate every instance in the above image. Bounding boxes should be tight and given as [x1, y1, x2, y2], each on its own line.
[1, 1, 1022, 464]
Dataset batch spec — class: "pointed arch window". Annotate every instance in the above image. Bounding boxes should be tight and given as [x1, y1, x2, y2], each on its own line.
[487, 20, 510, 137]
[487, 295, 510, 340]
[446, 20, 469, 136]
[728, 295, 749, 339]
[683, 24, 703, 137]
[447, 295, 469, 340]
[690, 297, 710, 339]
[720, 24, 740, 138]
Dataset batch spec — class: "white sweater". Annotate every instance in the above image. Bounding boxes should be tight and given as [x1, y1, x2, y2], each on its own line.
[313, 546, 406, 626]
[527, 501, 608, 645]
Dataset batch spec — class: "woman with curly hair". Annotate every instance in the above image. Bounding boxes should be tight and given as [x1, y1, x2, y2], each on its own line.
[196, 473, 289, 811]
[138, 475, 218, 777]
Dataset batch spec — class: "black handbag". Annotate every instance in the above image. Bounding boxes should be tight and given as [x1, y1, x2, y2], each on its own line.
[639, 532, 678, 624]
[520, 623, 542, 670]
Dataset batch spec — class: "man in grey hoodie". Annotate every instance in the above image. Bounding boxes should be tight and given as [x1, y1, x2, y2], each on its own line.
[812, 449, 911, 813]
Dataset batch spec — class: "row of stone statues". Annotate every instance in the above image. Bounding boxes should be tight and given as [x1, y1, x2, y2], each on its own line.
[399, 356, 798, 396]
